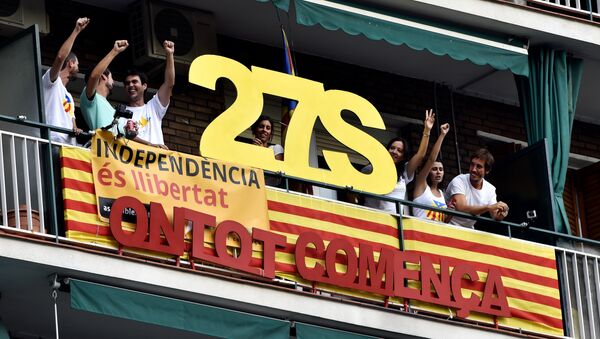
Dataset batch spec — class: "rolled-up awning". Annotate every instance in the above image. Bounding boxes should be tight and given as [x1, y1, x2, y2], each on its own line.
[265, 0, 530, 76]
[70, 279, 290, 339]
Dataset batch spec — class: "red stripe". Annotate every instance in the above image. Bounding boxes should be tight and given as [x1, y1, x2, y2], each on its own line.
[62, 156, 92, 172]
[63, 178, 95, 194]
[443, 274, 560, 309]
[275, 262, 298, 273]
[510, 308, 563, 330]
[270, 220, 398, 252]
[406, 250, 559, 289]
[268, 200, 398, 238]
[64, 199, 97, 214]
[405, 230, 556, 269]
[505, 286, 561, 309]
[274, 242, 560, 309]
[66, 220, 110, 235]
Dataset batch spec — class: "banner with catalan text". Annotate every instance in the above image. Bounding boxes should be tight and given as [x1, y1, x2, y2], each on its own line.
[61, 145, 563, 337]
[90, 130, 268, 230]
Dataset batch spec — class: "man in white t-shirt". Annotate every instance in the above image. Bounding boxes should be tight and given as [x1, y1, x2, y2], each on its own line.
[42, 17, 89, 145]
[123, 40, 175, 149]
[446, 148, 509, 228]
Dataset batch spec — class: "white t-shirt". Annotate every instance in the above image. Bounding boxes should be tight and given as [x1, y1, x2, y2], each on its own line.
[125, 94, 168, 145]
[363, 164, 413, 214]
[269, 144, 284, 157]
[265, 144, 284, 187]
[446, 173, 497, 228]
[413, 186, 447, 222]
[42, 70, 76, 145]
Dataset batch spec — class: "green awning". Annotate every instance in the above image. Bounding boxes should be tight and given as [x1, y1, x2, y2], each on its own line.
[256, 0, 291, 12]
[296, 322, 378, 339]
[70, 279, 290, 339]
[0, 321, 9, 339]
[294, 0, 530, 76]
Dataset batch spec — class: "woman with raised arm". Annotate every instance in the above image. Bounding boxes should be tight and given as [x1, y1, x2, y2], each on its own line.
[412, 123, 451, 222]
[363, 109, 436, 214]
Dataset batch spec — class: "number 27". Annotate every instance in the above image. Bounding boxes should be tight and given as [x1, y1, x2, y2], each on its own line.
[189, 55, 395, 195]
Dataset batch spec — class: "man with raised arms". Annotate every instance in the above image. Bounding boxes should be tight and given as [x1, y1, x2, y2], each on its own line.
[123, 40, 175, 149]
[80, 40, 128, 131]
[42, 17, 89, 145]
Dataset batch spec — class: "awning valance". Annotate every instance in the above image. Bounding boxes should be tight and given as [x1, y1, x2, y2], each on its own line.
[70, 279, 290, 339]
[296, 322, 378, 339]
[293, 0, 530, 76]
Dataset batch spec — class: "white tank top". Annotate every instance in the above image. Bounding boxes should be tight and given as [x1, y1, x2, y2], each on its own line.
[413, 186, 447, 222]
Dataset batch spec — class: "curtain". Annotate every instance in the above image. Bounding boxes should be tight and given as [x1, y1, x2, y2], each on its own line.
[516, 48, 584, 234]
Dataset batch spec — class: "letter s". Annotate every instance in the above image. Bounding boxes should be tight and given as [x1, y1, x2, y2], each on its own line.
[319, 90, 396, 194]
[114, 170, 126, 188]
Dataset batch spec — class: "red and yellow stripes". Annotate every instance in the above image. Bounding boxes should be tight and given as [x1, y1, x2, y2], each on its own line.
[61, 146, 563, 337]
[403, 218, 563, 335]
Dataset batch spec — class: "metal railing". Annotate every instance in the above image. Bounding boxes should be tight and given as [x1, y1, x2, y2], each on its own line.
[514, 0, 599, 21]
[3, 116, 600, 337]
[556, 247, 600, 339]
[0, 130, 50, 235]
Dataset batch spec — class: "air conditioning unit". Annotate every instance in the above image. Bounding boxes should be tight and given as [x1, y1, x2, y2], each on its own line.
[129, 0, 217, 66]
[0, 0, 49, 36]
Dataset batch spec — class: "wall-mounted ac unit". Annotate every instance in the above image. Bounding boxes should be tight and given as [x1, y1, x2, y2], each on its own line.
[0, 0, 49, 36]
[129, 0, 217, 66]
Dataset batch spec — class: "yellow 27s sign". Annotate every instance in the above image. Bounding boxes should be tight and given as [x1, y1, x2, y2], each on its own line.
[189, 55, 396, 195]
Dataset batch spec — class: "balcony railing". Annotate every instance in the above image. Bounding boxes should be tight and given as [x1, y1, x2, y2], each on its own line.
[1, 116, 600, 338]
[508, 0, 600, 21]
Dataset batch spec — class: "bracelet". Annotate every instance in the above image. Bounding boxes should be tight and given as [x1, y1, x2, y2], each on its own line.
[423, 133, 430, 137]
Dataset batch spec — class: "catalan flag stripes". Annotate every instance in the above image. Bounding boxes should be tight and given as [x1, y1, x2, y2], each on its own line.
[267, 189, 399, 301]
[403, 218, 563, 336]
[61, 146, 563, 337]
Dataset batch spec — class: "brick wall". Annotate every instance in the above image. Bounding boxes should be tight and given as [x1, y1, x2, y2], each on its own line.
[40, 1, 600, 177]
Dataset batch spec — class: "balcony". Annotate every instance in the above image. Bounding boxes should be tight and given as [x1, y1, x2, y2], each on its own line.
[0, 121, 599, 338]
[1, 0, 600, 338]
[505, 0, 600, 22]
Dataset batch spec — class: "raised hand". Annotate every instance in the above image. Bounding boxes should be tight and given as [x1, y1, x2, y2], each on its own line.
[424, 109, 435, 132]
[113, 40, 129, 53]
[440, 123, 450, 135]
[163, 40, 175, 55]
[75, 17, 90, 33]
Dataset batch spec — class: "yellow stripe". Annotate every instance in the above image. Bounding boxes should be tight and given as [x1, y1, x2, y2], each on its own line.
[507, 297, 562, 320]
[267, 189, 397, 227]
[65, 209, 106, 225]
[404, 239, 558, 279]
[269, 210, 399, 248]
[405, 260, 560, 299]
[62, 167, 94, 182]
[404, 218, 556, 260]
[64, 188, 97, 205]
[66, 230, 118, 248]
[409, 300, 494, 324]
[501, 276, 560, 299]
[61, 146, 91, 161]
[499, 315, 563, 336]
[410, 288, 561, 327]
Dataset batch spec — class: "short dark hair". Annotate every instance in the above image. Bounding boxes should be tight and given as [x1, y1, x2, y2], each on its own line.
[84, 64, 111, 85]
[125, 69, 148, 85]
[251, 115, 274, 135]
[470, 148, 495, 171]
[61, 52, 77, 70]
